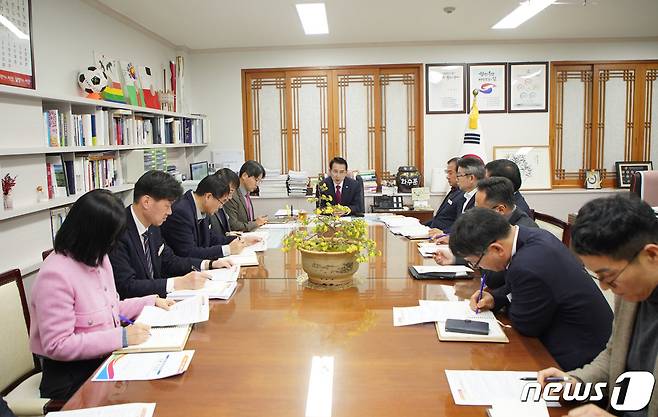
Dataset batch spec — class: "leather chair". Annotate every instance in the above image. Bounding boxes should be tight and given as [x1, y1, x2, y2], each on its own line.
[630, 170, 658, 206]
[532, 211, 571, 247]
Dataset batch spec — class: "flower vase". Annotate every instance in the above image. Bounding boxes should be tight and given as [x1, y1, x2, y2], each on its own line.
[3, 192, 13, 210]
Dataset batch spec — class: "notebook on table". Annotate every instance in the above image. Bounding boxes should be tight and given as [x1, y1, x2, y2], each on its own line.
[114, 324, 192, 353]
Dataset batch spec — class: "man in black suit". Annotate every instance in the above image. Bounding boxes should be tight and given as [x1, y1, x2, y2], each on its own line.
[485, 159, 532, 216]
[475, 177, 537, 229]
[455, 156, 485, 214]
[209, 168, 239, 241]
[318, 157, 364, 215]
[110, 170, 232, 299]
[161, 174, 259, 259]
[450, 208, 613, 371]
[425, 157, 464, 233]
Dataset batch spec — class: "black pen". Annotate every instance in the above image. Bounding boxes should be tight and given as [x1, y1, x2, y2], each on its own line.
[520, 376, 570, 382]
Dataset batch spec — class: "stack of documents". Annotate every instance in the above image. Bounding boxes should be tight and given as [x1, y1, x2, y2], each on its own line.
[135, 295, 209, 327]
[47, 403, 157, 417]
[93, 351, 194, 381]
[389, 224, 430, 239]
[288, 170, 309, 196]
[417, 242, 449, 257]
[258, 168, 288, 197]
[226, 251, 259, 266]
[167, 266, 240, 300]
[115, 325, 192, 353]
[378, 215, 421, 228]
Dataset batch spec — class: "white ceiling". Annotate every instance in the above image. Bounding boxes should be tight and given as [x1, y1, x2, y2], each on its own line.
[94, 0, 658, 50]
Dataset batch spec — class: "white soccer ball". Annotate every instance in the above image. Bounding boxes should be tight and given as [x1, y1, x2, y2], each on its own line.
[78, 66, 108, 94]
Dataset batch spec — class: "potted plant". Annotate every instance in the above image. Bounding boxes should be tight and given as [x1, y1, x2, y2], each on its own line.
[282, 184, 379, 288]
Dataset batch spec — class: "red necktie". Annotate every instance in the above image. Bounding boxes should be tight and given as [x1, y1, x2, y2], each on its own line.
[335, 185, 342, 204]
[245, 192, 254, 221]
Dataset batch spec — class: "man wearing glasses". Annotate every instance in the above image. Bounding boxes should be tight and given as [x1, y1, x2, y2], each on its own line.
[110, 171, 233, 299]
[162, 174, 260, 260]
[455, 156, 485, 214]
[425, 157, 465, 234]
[449, 208, 613, 371]
[224, 160, 269, 231]
[538, 196, 658, 417]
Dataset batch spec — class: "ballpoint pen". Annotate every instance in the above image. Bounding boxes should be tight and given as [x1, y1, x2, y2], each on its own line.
[118, 314, 134, 325]
[475, 273, 486, 314]
[520, 376, 571, 382]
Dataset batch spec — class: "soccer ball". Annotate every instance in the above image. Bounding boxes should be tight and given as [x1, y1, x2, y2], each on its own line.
[78, 66, 108, 95]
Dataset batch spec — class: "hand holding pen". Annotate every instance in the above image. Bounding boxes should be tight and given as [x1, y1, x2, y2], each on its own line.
[119, 315, 152, 345]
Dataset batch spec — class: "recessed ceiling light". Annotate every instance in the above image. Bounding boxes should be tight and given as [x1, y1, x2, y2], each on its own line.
[296, 3, 329, 35]
[492, 0, 556, 29]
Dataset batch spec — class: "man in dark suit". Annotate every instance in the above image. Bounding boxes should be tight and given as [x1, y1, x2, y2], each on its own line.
[425, 157, 464, 233]
[485, 159, 532, 216]
[318, 157, 365, 215]
[110, 170, 231, 299]
[162, 174, 259, 259]
[475, 177, 537, 229]
[450, 208, 613, 371]
[455, 156, 485, 214]
[209, 168, 240, 241]
[223, 160, 269, 231]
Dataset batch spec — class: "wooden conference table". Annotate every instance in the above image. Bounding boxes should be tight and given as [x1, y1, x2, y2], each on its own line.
[64, 224, 568, 417]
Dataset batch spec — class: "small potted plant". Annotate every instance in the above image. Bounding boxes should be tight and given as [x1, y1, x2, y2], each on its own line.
[282, 183, 379, 288]
[2, 173, 17, 210]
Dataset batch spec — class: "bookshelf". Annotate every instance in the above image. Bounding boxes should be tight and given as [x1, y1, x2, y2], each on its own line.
[0, 85, 209, 275]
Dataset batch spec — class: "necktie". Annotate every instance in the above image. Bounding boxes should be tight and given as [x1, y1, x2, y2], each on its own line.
[245, 192, 254, 221]
[142, 231, 154, 280]
[335, 185, 342, 204]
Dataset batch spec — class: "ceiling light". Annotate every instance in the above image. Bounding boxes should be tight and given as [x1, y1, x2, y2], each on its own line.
[492, 0, 556, 29]
[296, 3, 329, 35]
[0, 14, 29, 40]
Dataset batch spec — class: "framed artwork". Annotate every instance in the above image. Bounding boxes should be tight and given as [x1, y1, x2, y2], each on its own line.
[507, 62, 548, 112]
[493, 145, 552, 190]
[425, 63, 466, 114]
[467, 63, 507, 112]
[0, 0, 35, 89]
[615, 161, 653, 188]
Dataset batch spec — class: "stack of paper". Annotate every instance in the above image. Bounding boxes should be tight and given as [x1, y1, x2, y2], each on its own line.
[136, 295, 209, 327]
[288, 170, 309, 196]
[417, 242, 449, 257]
[258, 168, 288, 197]
[47, 403, 157, 417]
[389, 224, 431, 239]
[115, 325, 192, 353]
[206, 265, 240, 282]
[488, 399, 550, 417]
[226, 251, 259, 266]
[93, 351, 194, 381]
[168, 281, 238, 300]
[379, 215, 420, 228]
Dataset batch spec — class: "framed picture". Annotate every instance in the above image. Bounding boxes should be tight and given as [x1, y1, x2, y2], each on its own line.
[507, 62, 548, 112]
[615, 161, 653, 188]
[467, 63, 507, 112]
[0, 0, 35, 89]
[425, 63, 466, 114]
[493, 145, 552, 190]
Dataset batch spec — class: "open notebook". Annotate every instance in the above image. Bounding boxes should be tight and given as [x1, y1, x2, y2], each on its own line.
[419, 300, 509, 343]
[114, 324, 192, 353]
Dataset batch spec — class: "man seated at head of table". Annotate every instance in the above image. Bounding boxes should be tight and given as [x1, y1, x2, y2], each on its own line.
[448, 207, 613, 371]
[484, 158, 532, 217]
[110, 170, 232, 299]
[161, 174, 260, 260]
[538, 196, 658, 417]
[317, 156, 365, 216]
[223, 160, 269, 231]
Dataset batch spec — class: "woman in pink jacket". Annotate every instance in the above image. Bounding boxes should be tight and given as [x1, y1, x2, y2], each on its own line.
[29, 189, 174, 401]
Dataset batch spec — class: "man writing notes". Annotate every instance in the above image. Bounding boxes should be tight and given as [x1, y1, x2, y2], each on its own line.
[318, 157, 365, 216]
[223, 160, 269, 231]
[539, 196, 658, 417]
[449, 208, 613, 370]
[425, 157, 465, 233]
[110, 170, 232, 299]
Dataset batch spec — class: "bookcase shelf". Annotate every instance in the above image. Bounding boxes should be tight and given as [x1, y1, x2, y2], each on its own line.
[0, 184, 135, 221]
[0, 143, 207, 156]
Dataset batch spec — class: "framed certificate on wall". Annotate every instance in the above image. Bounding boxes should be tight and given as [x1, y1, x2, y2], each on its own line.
[425, 63, 466, 114]
[0, 0, 35, 89]
[494, 145, 552, 190]
[467, 63, 507, 112]
[507, 62, 548, 112]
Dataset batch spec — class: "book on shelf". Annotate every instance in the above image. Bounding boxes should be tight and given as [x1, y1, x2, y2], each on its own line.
[45, 155, 67, 198]
[50, 206, 70, 243]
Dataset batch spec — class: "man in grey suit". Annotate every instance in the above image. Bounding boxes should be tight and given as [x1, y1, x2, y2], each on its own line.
[223, 160, 269, 231]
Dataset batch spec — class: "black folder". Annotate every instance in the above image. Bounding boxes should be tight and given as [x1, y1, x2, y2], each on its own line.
[408, 266, 473, 280]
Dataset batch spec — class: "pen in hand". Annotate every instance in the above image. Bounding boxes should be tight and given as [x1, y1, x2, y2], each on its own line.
[118, 314, 134, 325]
[192, 265, 211, 279]
[475, 273, 486, 315]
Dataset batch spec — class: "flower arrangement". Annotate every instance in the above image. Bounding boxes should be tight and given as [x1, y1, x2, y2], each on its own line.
[2, 174, 17, 196]
[282, 183, 379, 263]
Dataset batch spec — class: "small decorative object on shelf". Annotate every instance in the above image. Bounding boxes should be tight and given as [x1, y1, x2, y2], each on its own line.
[78, 66, 108, 99]
[585, 170, 602, 189]
[36, 185, 47, 202]
[2, 174, 17, 210]
[395, 166, 421, 193]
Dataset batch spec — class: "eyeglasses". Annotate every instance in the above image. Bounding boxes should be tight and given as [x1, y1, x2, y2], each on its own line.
[456, 173, 472, 178]
[467, 240, 496, 270]
[592, 249, 641, 288]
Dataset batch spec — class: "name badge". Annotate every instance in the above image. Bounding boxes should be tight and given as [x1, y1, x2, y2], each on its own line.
[157, 244, 165, 256]
[506, 293, 513, 302]
[448, 199, 453, 205]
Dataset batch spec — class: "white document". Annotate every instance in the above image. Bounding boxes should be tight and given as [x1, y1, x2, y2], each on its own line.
[380, 216, 420, 228]
[206, 265, 240, 282]
[393, 305, 435, 327]
[226, 251, 259, 266]
[389, 225, 430, 239]
[168, 281, 238, 300]
[274, 208, 300, 217]
[412, 265, 473, 274]
[93, 351, 194, 381]
[445, 370, 549, 406]
[417, 243, 449, 257]
[120, 325, 190, 352]
[136, 295, 209, 327]
[488, 399, 550, 417]
[47, 403, 156, 417]
[241, 231, 269, 252]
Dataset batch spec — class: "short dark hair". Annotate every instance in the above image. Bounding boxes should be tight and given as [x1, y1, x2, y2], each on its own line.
[456, 157, 485, 180]
[239, 160, 265, 179]
[329, 157, 348, 170]
[447, 157, 459, 165]
[477, 177, 515, 208]
[55, 189, 126, 267]
[215, 168, 240, 189]
[572, 195, 658, 261]
[133, 170, 183, 203]
[449, 208, 512, 258]
[485, 159, 522, 191]
[195, 174, 230, 199]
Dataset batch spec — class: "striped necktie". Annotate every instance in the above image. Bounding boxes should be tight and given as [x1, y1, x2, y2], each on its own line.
[142, 231, 154, 280]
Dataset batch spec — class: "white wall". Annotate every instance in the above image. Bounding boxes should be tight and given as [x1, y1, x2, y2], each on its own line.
[188, 39, 658, 215]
